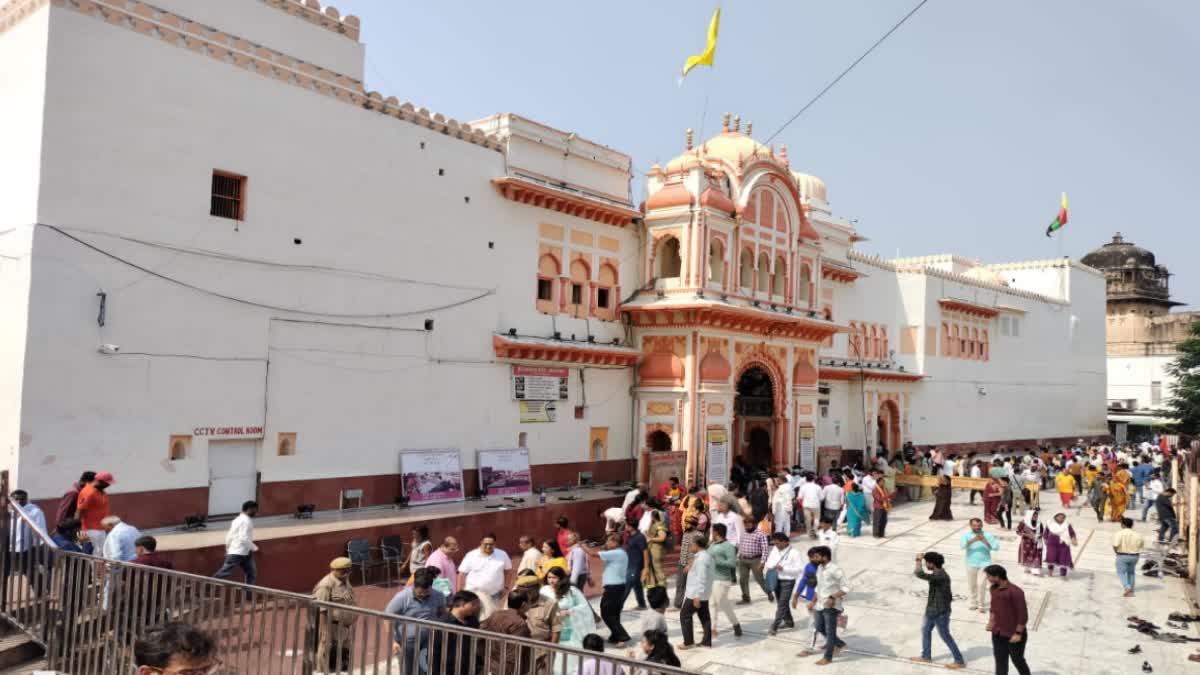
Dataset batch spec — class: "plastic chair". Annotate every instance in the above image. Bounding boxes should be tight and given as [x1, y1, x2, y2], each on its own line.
[346, 538, 389, 586]
[380, 535, 404, 584]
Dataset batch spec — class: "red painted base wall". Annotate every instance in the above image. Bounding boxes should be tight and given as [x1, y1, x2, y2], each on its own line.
[34, 459, 635, 531]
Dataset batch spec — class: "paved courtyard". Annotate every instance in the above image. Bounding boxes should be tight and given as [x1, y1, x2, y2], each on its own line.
[621, 491, 1197, 675]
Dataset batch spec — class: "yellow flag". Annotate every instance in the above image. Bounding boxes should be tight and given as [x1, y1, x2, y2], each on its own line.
[681, 7, 720, 77]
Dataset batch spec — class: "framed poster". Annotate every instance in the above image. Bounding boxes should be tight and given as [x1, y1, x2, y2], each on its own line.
[400, 449, 464, 504]
[477, 448, 533, 496]
[799, 427, 816, 470]
[519, 401, 557, 423]
[512, 366, 569, 401]
[705, 426, 729, 486]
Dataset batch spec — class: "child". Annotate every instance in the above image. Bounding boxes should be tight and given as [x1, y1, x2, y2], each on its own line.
[642, 586, 669, 634]
[581, 634, 616, 675]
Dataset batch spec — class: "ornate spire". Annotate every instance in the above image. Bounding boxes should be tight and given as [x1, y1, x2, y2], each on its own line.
[733, 114, 741, 132]
[722, 112, 731, 132]
[686, 128, 694, 150]
[746, 121, 753, 136]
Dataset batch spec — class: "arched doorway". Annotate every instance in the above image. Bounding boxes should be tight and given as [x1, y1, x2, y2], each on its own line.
[648, 430, 672, 452]
[877, 399, 901, 457]
[735, 366, 775, 471]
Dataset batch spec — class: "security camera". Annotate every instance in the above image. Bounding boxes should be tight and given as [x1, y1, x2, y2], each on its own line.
[98, 344, 121, 354]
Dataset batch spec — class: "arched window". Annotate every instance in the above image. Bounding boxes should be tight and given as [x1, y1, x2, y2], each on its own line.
[596, 263, 618, 318]
[942, 323, 951, 356]
[709, 240, 725, 284]
[982, 329, 990, 361]
[869, 325, 879, 359]
[739, 249, 754, 289]
[773, 257, 786, 298]
[569, 259, 589, 314]
[849, 322, 861, 357]
[536, 253, 559, 312]
[958, 325, 967, 357]
[757, 253, 770, 293]
[881, 326, 889, 360]
[657, 237, 682, 279]
[951, 325, 960, 358]
[648, 430, 672, 452]
[798, 264, 812, 307]
[970, 328, 979, 359]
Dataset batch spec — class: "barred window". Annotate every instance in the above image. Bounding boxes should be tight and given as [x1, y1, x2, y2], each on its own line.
[210, 170, 246, 220]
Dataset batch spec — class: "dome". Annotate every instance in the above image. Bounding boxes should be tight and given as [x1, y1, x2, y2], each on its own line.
[699, 351, 732, 383]
[1081, 232, 1157, 270]
[639, 353, 683, 385]
[664, 129, 774, 173]
[793, 173, 827, 202]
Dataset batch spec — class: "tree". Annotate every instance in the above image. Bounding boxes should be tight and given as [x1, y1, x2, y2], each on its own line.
[1166, 319, 1200, 435]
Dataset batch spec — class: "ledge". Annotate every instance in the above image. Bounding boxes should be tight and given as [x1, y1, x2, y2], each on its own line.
[492, 334, 639, 367]
[493, 176, 639, 227]
[938, 298, 1000, 319]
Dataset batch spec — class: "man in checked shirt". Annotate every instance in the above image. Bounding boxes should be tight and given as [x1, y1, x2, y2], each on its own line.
[735, 515, 772, 604]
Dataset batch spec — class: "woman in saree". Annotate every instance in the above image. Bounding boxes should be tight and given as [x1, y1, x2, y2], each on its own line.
[982, 476, 1004, 526]
[540, 567, 596, 675]
[929, 475, 954, 520]
[1105, 474, 1129, 521]
[918, 462, 935, 501]
[644, 509, 669, 594]
[845, 482, 868, 537]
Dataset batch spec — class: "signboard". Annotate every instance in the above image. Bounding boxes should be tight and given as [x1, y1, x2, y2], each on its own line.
[477, 448, 533, 497]
[643, 450, 687, 490]
[799, 427, 816, 470]
[400, 449, 464, 504]
[519, 401, 557, 423]
[705, 427, 729, 486]
[512, 366, 569, 401]
[192, 425, 264, 439]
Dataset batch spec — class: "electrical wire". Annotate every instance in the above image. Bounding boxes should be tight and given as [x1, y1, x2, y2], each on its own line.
[43, 224, 495, 319]
[763, 0, 932, 144]
[51, 224, 492, 293]
[108, 352, 265, 362]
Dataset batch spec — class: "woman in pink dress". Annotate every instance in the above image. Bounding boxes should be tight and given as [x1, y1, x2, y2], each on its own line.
[1015, 509, 1044, 575]
[1043, 512, 1078, 577]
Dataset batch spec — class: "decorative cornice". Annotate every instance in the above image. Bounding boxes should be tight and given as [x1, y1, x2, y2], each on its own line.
[623, 302, 843, 342]
[818, 366, 924, 382]
[34, 0, 501, 153]
[493, 176, 638, 227]
[0, 0, 49, 35]
[938, 298, 1000, 319]
[820, 260, 861, 283]
[846, 250, 1066, 305]
[257, 0, 359, 41]
[492, 334, 638, 368]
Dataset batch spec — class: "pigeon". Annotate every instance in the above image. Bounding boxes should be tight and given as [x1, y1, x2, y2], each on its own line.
[1128, 645, 1142, 654]
[1142, 661, 1152, 673]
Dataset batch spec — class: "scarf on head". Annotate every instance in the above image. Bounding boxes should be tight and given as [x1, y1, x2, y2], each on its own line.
[1045, 514, 1071, 539]
[1022, 510, 1042, 533]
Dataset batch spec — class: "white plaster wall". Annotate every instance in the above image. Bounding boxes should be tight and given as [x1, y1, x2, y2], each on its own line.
[15, 6, 634, 499]
[0, 5, 50, 485]
[1108, 355, 1175, 410]
[150, 0, 365, 81]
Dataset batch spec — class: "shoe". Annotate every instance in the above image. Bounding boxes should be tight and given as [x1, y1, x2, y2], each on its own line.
[1142, 661, 1152, 673]
[636, 605, 648, 610]
[733, 624, 743, 637]
[678, 644, 696, 651]
[767, 593, 775, 602]
[737, 599, 751, 605]
[1128, 645, 1142, 654]
[784, 621, 795, 629]
[908, 657, 932, 664]
[946, 664, 965, 670]
[815, 659, 832, 666]
[768, 627, 778, 636]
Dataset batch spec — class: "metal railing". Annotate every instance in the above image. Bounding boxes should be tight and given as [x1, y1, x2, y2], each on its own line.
[0, 472, 692, 674]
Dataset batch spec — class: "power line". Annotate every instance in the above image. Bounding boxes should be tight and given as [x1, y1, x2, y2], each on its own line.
[43, 224, 494, 319]
[763, 0, 932, 144]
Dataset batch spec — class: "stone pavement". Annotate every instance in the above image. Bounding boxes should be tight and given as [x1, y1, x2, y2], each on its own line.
[615, 490, 1197, 675]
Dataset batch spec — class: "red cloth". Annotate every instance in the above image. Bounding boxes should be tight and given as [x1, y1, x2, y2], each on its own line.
[54, 483, 82, 528]
[76, 484, 109, 532]
[555, 528, 572, 557]
[133, 552, 175, 570]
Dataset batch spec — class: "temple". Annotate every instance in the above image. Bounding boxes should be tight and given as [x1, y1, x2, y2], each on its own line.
[0, 0, 1107, 537]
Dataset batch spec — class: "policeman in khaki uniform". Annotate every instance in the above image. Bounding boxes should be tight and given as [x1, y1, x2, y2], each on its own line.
[312, 557, 358, 673]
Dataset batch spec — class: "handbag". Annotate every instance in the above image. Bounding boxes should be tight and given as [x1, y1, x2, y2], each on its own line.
[765, 568, 779, 594]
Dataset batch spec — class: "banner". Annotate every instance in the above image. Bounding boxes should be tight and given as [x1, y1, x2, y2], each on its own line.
[705, 427, 728, 486]
[799, 427, 816, 470]
[644, 450, 687, 491]
[519, 401, 557, 423]
[512, 366, 569, 401]
[477, 448, 533, 497]
[400, 449, 464, 504]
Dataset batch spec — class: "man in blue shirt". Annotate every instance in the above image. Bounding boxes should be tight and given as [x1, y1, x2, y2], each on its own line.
[959, 518, 1000, 612]
[1130, 459, 1153, 508]
[622, 520, 648, 609]
[594, 533, 632, 645]
[385, 567, 447, 674]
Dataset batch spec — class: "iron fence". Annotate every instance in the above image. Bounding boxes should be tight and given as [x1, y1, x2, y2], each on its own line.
[0, 472, 692, 674]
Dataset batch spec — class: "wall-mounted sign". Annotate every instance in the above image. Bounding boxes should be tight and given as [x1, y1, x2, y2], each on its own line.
[519, 401, 557, 423]
[192, 425, 264, 439]
[477, 448, 532, 497]
[400, 448, 464, 504]
[512, 366, 569, 401]
[799, 427, 816, 470]
[705, 427, 729, 486]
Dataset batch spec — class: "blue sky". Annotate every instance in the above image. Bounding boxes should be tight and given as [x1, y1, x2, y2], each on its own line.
[338, 1, 1199, 305]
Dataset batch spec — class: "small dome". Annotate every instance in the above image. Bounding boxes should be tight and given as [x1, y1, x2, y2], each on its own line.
[793, 173, 827, 202]
[645, 182, 692, 211]
[699, 351, 732, 383]
[699, 186, 735, 213]
[664, 130, 773, 172]
[1081, 232, 1157, 270]
[639, 353, 683, 385]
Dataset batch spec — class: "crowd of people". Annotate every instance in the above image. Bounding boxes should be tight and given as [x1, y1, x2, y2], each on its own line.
[10, 437, 1191, 673]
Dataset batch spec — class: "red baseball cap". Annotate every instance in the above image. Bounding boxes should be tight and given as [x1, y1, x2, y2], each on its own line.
[95, 472, 115, 483]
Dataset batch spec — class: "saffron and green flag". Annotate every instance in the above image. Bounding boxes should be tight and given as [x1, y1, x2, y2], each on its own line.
[1045, 192, 1068, 237]
[681, 8, 721, 77]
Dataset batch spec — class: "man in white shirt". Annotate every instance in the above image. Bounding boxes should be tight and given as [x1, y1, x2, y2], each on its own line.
[621, 484, 646, 513]
[602, 506, 626, 534]
[678, 536, 715, 649]
[516, 535, 542, 574]
[771, 474, 795, 536]
[799, 477, 823, 538]
[860, 472, 878, 512]
[942, 455, 957, 478]
[458, 533, 513, 618]
[213, 500, 258, 585]
[8, 490, 48, 588]
[816, 517, 841, 563]
[1142, 471, 1165, 522]
[969, 461, 983, 505]
[710, 500, 744, 548]
[764, 533, 804, 635]
[820, 481, 844, 525]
